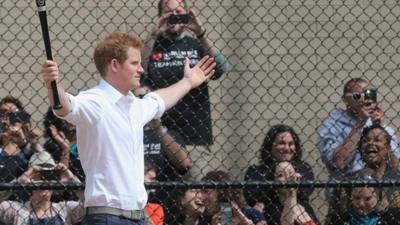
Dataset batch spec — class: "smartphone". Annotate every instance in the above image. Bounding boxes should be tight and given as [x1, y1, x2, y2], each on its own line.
[364, 89, 377, 102]
[219, 202, 232, 225]
[40, 168, 62, 181]
[168, 14, 189, 25]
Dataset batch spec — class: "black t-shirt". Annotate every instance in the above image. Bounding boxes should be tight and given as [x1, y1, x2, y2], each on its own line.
[0, 153, 27, 182]
[144, 129, 187, 181]
[144, 128, 189, 225]
[0, 153, 29, 202]
[145, 36, 213, 145]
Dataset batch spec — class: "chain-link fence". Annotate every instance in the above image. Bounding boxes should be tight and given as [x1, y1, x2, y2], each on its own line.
[1, 0, 400, 224]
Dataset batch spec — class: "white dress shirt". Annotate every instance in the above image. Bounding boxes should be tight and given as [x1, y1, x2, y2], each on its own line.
[59, 79, 165, 210]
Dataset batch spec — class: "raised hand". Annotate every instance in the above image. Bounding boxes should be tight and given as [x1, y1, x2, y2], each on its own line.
[41, 60, 60, 89]
[183, 56, 216, 89]
[54, 163, 76, 182]
[185, 9, 204, 36]
[150, 13, 171, 38]
[49, 124, 70, 150]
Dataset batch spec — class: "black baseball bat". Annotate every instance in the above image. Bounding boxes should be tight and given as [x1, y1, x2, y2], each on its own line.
[36, 0, 62, 109]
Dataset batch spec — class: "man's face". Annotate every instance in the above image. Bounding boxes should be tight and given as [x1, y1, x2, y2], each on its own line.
[117, 47, 144, 92]
[360, 128, 390, 167]
[160, 0, 187, 38]
[343, 81, 370, 114]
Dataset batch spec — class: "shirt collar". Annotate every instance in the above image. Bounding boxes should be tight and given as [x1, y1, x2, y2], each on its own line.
[98, 79, 135, 104]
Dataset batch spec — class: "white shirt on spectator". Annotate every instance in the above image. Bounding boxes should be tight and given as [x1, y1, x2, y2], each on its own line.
[58, 79, 165, 210]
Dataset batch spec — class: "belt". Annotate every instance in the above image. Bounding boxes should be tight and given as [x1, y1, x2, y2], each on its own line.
[86, 206, 146, 221]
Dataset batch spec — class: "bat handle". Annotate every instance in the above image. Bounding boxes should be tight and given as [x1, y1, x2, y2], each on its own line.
[51, 81, 62, 109]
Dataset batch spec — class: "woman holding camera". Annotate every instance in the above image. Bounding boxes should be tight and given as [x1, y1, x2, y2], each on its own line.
[0, 151, 84, 225]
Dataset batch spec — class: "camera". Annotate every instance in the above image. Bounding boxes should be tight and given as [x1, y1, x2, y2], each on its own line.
[9, 110, 31, 125]
[350, 89, 377, 102]
[40, 168, 62, 181]
[168, 14, 189, 25]
[364, 89, 377, 102]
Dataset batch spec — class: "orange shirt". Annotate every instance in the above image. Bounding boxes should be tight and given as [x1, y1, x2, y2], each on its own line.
[145, 203, 164, 225]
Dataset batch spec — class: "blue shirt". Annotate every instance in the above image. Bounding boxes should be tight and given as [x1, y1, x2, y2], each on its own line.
[316, 107, 400, 179]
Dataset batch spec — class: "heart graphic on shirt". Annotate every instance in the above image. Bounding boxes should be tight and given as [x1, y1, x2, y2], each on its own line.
[152, 52, 163, 61]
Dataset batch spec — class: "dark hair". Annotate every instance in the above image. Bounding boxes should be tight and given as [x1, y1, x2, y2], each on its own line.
[202, 170, 245, 209]
[343, 77, 368, 96]
[260, 124, 302, 165]
[144, 158, 158, 175]
[358, 124, 391, 150]
[167, 177, 195, 225]
[157, 0, 187, 16]
[43, 107, 65, 138]
[0, 95, 24, 110]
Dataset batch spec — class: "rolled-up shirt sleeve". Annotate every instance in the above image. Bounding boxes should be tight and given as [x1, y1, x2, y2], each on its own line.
[55, 92, 103, 126]
[141, 92, 166, 123]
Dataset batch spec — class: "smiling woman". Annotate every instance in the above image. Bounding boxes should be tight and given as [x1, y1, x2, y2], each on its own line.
[358, 124, 398, 176]
[243, 124, 319, 225]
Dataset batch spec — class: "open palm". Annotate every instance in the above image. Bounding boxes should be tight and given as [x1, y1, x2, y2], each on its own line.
[183, 56, 216, 89]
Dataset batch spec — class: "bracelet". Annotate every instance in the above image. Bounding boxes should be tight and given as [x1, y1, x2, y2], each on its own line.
[196, 28, 206, 39]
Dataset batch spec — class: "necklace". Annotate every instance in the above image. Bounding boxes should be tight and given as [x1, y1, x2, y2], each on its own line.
[30, 201, 53, 220]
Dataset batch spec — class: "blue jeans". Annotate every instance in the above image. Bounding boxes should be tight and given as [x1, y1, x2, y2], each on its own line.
[84, 214, 145, 225]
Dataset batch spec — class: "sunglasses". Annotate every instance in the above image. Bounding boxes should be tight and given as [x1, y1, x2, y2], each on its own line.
[345, 92, 364, 101]
[345, 89, 377, 102]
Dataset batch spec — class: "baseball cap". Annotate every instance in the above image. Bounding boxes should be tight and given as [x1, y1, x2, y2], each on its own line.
[29, 151, 55, 167]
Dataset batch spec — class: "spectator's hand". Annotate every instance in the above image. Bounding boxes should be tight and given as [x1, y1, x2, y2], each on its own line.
[183, 56, 215, 89]
[231, 201, 255, 225]
[17, 166, 41, 183]
[28, 127, 41, 145]
[3, 124, 27, 151]
[370, 106, 384, 125]
[186, 9, 204, 36]
[54, 163, 76, 182]
[210, 212, 222, 225]
[151, 13, 171, 38]
[356, 101, 377, 122]
[147, 119, 162, 131]
[41, 60, 59, 89]
[49, 124, 70, 152]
